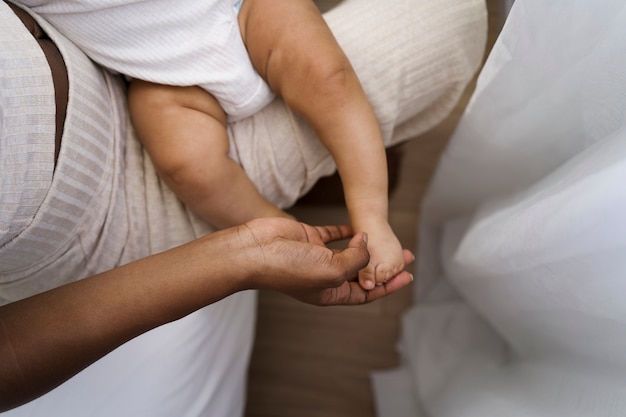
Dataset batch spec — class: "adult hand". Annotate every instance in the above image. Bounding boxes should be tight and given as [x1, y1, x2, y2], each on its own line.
[0, 217, 414, 412]
[235, 217, 415, 305]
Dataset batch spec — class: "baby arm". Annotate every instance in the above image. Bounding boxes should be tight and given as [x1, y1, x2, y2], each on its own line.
[128, 80, 289, 229]
[238, 0, 406, 289]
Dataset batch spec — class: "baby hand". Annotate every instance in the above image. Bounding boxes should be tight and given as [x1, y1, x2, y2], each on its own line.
[357, 221, 411, 290]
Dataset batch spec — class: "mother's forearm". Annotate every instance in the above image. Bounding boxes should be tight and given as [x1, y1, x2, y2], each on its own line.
[0, 228, 247, 412]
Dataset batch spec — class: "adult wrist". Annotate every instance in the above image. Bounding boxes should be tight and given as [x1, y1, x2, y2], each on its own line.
[194, 225, 260, 293]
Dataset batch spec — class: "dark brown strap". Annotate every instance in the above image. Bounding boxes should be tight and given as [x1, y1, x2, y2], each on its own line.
[6, 1, 68, 167]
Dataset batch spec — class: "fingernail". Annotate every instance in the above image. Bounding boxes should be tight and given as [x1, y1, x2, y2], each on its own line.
[362, 233, 369, 244]
[365, 279, 374, 290]
[409, 273, 414, 282]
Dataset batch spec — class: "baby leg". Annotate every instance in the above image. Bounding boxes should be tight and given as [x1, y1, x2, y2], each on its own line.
[128, 80, 290, 229]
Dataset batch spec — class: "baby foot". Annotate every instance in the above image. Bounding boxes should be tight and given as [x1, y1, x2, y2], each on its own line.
[357, 221, 405, 290]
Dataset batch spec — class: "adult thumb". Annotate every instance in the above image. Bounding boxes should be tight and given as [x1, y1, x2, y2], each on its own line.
[338, 232, 370, 275]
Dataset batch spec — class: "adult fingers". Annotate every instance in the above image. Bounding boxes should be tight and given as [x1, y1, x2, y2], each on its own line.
[326, 232, 370, 283]
[319, 269, 413, 306]
[366, 271, 414, 302]
[332, 270, 414, 305]
[402, 249, 415, 266]
[310, 224, 354, 245]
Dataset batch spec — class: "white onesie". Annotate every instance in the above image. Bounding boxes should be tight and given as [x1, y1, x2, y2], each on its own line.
[14, 0, 275, 120]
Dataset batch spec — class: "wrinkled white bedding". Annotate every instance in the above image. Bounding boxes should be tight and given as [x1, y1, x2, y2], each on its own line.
[374, 1, 626, 415]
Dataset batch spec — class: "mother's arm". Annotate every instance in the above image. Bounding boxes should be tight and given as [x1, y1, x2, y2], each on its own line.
[0, 217, 413, 412]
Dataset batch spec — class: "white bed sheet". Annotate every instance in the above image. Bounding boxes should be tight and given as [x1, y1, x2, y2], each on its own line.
[374, 1, 626, 415]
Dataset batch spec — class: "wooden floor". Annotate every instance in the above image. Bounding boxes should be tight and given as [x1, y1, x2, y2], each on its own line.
[245, 1, 506, 416]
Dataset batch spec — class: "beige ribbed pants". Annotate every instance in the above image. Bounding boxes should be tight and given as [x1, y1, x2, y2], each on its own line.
[230, 0, 487, 208]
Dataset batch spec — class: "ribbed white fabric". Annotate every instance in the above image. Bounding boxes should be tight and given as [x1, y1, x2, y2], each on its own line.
[0, 9, 55, 252]
[0, 3, 126, 297]
[13, 0, 274, 120]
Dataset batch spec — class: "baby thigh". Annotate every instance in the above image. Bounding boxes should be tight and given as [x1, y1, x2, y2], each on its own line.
[128, 82, 231, 190]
